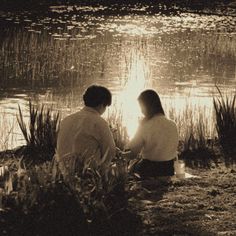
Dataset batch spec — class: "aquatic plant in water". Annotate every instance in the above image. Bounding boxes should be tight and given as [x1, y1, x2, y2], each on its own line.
[213, 89, 236, 166]
[17, 101, 60, 162]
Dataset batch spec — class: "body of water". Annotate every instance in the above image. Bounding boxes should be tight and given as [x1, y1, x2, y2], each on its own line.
[0, 4, 235, 150]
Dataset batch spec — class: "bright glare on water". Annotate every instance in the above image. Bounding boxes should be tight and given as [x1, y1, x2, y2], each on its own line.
[115, 52, 148, 138]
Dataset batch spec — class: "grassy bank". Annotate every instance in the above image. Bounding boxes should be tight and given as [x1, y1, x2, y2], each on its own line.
[0, 156, 235, 235]
[0, 154, 140, 235]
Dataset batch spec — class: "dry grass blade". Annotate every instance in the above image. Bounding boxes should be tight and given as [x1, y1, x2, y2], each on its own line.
[17, 104, 29, 145]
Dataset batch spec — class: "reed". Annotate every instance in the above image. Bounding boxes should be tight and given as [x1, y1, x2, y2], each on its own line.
[179, 113, 217, 168]
[1, 22, 235, 88]
[107, 108, 129, 150]
[0, 27, 118, 88]
[0, 111, 17, 151]
[17, 101, 60, 162]
[213, 89, 236, 165]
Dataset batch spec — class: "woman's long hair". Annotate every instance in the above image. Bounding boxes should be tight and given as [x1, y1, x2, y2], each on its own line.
[138, 90, 165, 119]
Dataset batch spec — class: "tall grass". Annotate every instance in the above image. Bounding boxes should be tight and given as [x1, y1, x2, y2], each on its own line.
[165, 98, 216, 142]
[0, 111, 17, 151]
[213, 89, 236, 165]
[1, 23, 235, 88]
[107, 108, 129, 150]
[0, 27, 121, 88]
[0, 149, 138, 235]
[17, 101, 60, 162]
[179, 113, 217, 168]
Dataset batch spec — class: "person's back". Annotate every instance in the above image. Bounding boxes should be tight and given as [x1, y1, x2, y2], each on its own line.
[56, 85, 116, 168]
[140, 114, 178, 162]
[57, 106, 116, 163]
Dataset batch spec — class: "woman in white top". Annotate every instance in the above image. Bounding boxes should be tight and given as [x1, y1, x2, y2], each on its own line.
[125, 89, 178, 178]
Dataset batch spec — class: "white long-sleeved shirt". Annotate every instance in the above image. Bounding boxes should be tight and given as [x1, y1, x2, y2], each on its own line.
[57, 106, 116, 165]
[128, 114, 178, 162]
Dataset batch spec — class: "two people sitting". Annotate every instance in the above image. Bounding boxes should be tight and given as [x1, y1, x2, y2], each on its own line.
[56, 85, 178, 178]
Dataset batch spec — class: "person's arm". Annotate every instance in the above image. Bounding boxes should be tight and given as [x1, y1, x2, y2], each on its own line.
[125, 124, 144, 159]
[120, 150, 135, 160]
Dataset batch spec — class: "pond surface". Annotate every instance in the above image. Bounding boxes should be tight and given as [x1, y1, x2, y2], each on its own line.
[0, 5, 235, 150]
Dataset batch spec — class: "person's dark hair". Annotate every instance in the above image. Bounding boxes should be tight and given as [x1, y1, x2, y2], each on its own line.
[83, 85, 112, 107]
[138, 89, 165, 118]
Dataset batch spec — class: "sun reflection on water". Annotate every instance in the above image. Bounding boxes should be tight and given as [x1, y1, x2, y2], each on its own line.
[114, 52, 150, 139]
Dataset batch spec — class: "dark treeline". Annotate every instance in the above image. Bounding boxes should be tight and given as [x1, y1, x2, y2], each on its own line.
[0, 0, 235, 12]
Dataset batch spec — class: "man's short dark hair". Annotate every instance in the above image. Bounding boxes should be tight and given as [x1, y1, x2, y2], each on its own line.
[83, 85, 112, 107]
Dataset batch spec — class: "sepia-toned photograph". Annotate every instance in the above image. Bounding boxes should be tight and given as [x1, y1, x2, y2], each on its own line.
[0, 0, 235, 235]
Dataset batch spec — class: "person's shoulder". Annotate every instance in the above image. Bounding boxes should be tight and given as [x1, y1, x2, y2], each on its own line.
[150, 114, 165, 124]
[96, 116, 109, 127]
[67, 111, 79, 119]
[137, 118, 149, 131]
[61, 111, 80, 125]
[139, 117, 148, 125]
[164, 116, 177, 125]
[165, 117, 178, 131]
[169, 117, 177, 125]
[153, 115, 176, 127]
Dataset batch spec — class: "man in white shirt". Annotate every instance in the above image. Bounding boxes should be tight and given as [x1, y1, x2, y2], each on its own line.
[56, 85, 116, 168]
